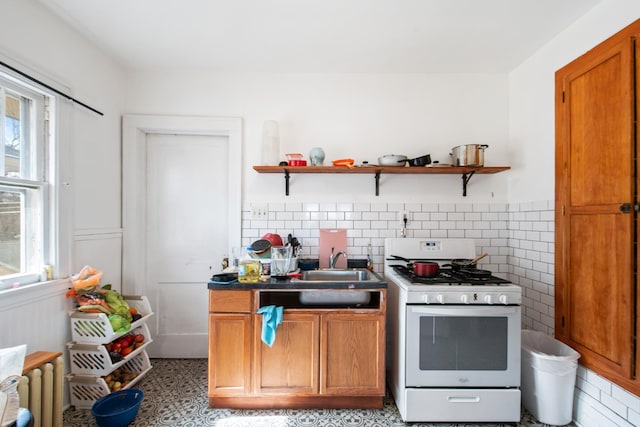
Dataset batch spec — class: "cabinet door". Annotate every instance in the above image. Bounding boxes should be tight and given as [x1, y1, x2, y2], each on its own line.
[253, 312, 319, 395]
[555, 23, 638, 387]
[208, 313, 252, 396]
[320, 313, 385, 396]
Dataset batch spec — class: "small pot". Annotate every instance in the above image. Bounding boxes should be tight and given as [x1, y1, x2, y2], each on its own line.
[450, 144, 488, 166]
[378, 154, 408, 166]
[407, 154, 432, 167]
[413, 262, 439, 277]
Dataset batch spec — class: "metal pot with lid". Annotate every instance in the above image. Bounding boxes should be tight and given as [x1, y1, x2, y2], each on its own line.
[450, 144, 489, 166]
[378, 154, 408, 166]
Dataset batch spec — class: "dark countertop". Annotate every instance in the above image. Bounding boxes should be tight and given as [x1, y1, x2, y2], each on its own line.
[207, 276, 387, 291]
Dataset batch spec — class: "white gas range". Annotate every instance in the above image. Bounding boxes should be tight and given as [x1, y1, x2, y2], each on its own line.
[385, 237, 522, 423]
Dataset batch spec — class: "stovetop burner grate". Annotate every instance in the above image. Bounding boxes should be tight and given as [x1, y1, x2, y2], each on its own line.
[391, 265, 511, 285]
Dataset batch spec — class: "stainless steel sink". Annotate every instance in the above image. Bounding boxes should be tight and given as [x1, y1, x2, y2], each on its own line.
[295, 269, 376, 282]
[292, 269, 382, 305]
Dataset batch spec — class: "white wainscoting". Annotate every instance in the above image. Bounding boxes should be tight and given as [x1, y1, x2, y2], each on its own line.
[0, 279, 73, 406]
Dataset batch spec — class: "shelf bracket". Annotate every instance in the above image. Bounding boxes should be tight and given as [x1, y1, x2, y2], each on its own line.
[284, 170, 290, 196]
[374, 171, 381, 196]
[461, 171, 476, 197]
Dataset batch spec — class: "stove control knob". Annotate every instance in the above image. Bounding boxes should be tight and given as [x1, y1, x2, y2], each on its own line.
[460, 294, 469, 304]
[422, 294, 430, 304]
[437, 294, 445, 304]
[483, 294, 494, 304]
[499, 294, 509, 305]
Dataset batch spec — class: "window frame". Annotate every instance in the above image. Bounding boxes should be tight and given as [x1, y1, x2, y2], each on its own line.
[0, 70, 54, 290]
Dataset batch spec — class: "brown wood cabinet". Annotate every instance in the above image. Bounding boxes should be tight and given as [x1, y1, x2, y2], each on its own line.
[208, 290, 252, 397]
[555, 18, 640, 395]
[321, 312, 385, 396]
[254, 312, 319, 395]
[208, 288, 386, 408]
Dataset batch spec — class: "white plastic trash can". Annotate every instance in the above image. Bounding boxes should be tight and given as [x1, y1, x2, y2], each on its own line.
[521, 330, 580, 426]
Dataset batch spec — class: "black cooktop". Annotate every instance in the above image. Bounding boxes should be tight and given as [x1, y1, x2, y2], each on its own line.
[391, 265, 512, 285]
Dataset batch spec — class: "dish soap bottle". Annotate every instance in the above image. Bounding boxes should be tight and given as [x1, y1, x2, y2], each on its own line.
[367, 243, 374, 271]
[238, 247, 261, 283]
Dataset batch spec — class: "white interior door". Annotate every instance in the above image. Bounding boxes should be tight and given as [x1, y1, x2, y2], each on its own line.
[145, 133, 227, 357]
[122, 114, 242, 359]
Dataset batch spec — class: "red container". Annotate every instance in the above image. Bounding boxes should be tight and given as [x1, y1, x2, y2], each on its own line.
[413, 262, 439, 277]
[289, 160, 307, 166]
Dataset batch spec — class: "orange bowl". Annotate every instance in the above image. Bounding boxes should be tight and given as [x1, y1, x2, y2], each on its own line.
[332, 158, 355, 167]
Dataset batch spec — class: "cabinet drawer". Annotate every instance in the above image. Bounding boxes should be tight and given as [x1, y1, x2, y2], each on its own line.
[209, 290, 252, 313]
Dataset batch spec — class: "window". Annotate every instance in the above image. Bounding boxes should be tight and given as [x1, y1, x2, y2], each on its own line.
[0, 72, 52, 289]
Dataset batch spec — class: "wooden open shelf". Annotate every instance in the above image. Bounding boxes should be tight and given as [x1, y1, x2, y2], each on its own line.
[253, 165, 511, 196]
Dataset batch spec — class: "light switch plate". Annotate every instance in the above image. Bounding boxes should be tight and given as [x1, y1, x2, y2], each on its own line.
[250, 203, 268, 220]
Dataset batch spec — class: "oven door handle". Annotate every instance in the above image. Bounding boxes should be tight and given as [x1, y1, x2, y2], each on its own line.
[409, 306, 518, 316]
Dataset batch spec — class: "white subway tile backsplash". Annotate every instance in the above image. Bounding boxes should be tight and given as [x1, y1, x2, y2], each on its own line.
[327, 211, 345, 221]
[601, 392, 629, 419]
[612, 384, 640, 413]
[587, 370, 614, 394]
[629, 409, 640, 427]
[241, 199, 640, 425]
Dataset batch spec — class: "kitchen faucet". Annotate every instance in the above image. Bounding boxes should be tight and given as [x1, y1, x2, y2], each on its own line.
[329, 246, 348, 269]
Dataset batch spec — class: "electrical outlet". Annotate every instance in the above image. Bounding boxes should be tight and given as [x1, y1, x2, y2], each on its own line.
[250, 203, 269, 220]
[398, 210, 410, 223]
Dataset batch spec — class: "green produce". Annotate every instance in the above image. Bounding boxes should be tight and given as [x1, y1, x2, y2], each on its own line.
[104, 290, 133, 322]
[108, 314, 131, 334]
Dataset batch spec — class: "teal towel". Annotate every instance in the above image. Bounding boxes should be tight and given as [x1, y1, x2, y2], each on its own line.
[257, 305, 283, 347]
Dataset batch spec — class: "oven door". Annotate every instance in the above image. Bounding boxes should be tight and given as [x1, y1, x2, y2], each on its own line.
[405, 305, 521, 387]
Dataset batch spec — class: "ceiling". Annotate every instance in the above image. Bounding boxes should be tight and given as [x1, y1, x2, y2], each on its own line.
[38, 0, 602, 73]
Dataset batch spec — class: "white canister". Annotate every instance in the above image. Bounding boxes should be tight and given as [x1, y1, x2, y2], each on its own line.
[261, 120, 280, 165]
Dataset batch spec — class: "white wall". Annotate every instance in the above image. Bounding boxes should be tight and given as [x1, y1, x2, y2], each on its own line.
[125, 72, 511, 203]
[509, 1, 640, 425]
[0, 0, 125, 384]
[508, 0, 640, 203]
[0, 0, 125, 286]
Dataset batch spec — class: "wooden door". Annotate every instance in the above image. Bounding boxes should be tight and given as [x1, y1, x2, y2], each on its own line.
[555, 28, 637, 382]
[253, 312, 319, 395]
[320, 313, 385, 396]
[208, 313, 252, 397]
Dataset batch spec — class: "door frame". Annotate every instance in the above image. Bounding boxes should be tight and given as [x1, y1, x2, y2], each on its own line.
[122, 114, 242, 295]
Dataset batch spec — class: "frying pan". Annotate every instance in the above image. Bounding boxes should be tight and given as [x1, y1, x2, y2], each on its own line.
[406, 154, 432, 166]
[460, 268, 492, 277]
[251, 239, 271, 255]
[445, 253, 489, 270]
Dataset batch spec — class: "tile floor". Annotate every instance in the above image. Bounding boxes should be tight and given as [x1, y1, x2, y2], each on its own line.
[63, 359, 568, 426]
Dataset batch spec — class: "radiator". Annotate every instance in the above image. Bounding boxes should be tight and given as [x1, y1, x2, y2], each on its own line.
[17, 352, 64, 427]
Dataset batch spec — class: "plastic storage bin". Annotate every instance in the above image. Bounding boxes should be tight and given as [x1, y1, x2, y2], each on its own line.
[67, 324, 152, 375]
[521, 330, 581, 426]
[69, 295, 153, 344]
[68, 351, 151, 409]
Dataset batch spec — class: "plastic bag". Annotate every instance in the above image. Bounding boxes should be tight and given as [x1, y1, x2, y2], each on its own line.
[71, 265, 103, 293]
[521, 330, 580, 375]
